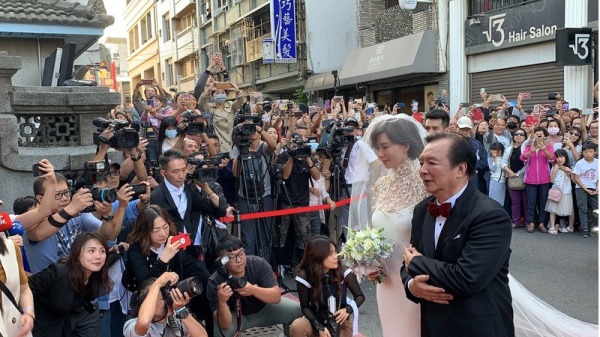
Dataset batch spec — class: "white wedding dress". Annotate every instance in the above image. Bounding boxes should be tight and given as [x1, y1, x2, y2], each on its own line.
[351, 114, 598, 337]
[371, 159, 426, 337]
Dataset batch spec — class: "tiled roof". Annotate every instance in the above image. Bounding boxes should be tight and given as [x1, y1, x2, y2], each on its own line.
[0, 0, 115, 28]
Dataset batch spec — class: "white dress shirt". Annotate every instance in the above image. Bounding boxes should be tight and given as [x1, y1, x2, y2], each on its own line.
[434, 183, 468, 248]
[164, 178, 188, 221]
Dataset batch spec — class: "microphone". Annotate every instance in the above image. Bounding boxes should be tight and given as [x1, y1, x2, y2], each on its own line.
[0, 212, 13, 235]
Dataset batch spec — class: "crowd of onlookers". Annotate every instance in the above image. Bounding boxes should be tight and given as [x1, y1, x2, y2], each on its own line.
[0, 50, 597, 337]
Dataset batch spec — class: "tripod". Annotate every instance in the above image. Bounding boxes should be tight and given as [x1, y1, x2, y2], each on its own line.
[328, 147, 350, 246]
[235, 144, 272, 263]
[271, 171, 300, 295]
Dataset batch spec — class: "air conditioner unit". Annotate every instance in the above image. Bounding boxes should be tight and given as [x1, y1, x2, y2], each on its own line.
[112, 52, 120, 58]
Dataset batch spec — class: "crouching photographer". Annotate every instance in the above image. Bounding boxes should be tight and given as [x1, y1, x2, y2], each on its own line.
[123, 272, 208, 337]
[207, 236, 301, 337]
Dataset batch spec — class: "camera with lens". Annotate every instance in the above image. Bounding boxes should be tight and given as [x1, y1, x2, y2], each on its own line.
[234, 114, 262, 126]
[262, 102, 272, 112]
[327, 123, 355, 149]
[226, 275, 248, 290]
[289, 134, 312, 159]
[93, 117, 139, 149]
[233, 123, 257, 137]
[130, 183, 147, 199]
[187, 157, 219, 183]
[160, 277, 203, 306]
[272, 163, 284, 180]
[180, 111, 206, 135]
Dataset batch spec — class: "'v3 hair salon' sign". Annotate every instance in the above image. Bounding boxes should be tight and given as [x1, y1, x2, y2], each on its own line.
[555, 28, 593, 66]
[465, 0, 564, 55]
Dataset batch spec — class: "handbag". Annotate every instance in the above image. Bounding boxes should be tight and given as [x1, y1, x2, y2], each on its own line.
[507, 175, 526, 190]
[548, 188, 562, 202]
[201, 215, 228, 261]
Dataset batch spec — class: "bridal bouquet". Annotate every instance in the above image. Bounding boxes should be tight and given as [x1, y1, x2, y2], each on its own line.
[339, 227, 393, 284]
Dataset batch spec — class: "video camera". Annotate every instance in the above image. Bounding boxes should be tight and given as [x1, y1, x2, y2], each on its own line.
[327, 122, 355, 150]
[160, 277, 203, 306]
[289, 134, 312, 159]
[93, 117, 139, 149]
[187, 157, 219, 183]
[180, 111, 205, 135]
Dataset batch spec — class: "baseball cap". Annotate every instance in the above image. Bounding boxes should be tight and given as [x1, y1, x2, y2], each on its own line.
[457, 116, 473, 129]
[343, 117, 359, 127]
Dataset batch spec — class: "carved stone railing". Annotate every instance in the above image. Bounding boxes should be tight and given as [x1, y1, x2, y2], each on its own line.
[375, 5, 435, 44]
[0, 51, 121, 206]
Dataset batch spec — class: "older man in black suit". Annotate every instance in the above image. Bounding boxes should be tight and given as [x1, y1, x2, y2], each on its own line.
[401, 132, 514, 337]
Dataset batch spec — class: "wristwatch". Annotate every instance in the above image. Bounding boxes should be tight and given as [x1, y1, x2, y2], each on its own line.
[101, 214, 115, 222]
[345, 305, 353, 315]
[176, 307, 190, 319]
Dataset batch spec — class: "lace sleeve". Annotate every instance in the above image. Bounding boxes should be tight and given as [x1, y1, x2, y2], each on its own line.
[344, 272, 365, 308]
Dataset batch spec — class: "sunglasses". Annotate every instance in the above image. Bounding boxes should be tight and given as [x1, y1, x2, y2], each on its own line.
[569, 131, 580, 137]
[514, 133, 526, 136]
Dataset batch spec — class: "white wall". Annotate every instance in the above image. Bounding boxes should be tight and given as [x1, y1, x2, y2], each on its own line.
[305, 1, 358, 74]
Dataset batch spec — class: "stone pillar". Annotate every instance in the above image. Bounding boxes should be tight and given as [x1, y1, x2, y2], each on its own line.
[0, 51, 22, 113]
[564, 0, 591, 109]
[448, 0, 468, 117]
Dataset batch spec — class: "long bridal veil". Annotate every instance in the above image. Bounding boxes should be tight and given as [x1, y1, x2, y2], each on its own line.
[347, 113, 428, 231]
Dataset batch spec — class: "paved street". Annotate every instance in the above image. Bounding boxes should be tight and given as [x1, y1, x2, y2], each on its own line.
[258, 226, 598, 337]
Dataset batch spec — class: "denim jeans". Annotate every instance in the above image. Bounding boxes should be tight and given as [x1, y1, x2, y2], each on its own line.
[100, 301, 125, 337]
[507, 187, 527, 224]
[238, 195, 273, 263]
[575, 188, 599, 233]
[308, 211, 322, 236]
[525, 183, 550, 225]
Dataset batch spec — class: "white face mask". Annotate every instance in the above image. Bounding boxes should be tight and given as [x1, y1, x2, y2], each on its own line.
[547, 127, 560, 135]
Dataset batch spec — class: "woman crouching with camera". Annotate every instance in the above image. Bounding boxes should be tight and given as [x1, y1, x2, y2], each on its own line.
[28, 232, 112, 337]
[123, 272, 207, 337]
[290, 236, 365, 337]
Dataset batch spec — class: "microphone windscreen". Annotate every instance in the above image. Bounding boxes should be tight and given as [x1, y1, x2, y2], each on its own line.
[0, 212, 13, 232]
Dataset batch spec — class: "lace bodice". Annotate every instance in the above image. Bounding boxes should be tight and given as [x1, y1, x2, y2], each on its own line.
[372, 159, 428, 214]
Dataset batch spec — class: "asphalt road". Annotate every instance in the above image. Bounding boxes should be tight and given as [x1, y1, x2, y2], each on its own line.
[351, 227, 599, 336]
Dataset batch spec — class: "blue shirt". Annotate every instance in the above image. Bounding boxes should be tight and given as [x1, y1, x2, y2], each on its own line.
[24, 212, 101, 274]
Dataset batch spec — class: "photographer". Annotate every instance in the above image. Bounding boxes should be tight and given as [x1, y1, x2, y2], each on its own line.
[132, 79, 171, 121]
[231, 119, 276, 261]
[274, 125, 321, 269]
[207, 236, 301, 336]
[199, 82, 244, 153]
[24, 174, 135, 274]
[123, 272, 207, 337]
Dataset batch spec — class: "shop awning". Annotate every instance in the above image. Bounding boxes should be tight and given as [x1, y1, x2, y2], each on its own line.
[303, 72, 336, 92]
[339, 30, 438, 86]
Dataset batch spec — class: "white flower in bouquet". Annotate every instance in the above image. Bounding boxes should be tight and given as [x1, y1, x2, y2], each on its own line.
[339, 226, 394, 284]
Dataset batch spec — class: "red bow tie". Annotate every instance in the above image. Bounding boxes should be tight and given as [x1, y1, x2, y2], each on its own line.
[428, 202, 451, 218]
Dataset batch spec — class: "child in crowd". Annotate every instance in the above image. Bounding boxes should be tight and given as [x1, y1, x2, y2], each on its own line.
[488, 142, 506, 205]
[572, 143, 599, 238]
[545, 149, 574, 235]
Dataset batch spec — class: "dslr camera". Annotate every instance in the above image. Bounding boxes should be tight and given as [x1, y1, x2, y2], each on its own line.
[180, 111, 205, 135]
[225, 275, 248, 290]
[160, 277, 203, 306]
[93, 117, 139, 149]
[327, 122, 355, 150]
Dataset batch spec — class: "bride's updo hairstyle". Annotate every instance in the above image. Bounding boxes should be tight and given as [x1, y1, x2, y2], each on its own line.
[368, 116, 425, 160]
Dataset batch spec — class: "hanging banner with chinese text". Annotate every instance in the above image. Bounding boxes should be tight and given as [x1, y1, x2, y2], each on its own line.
[270, 0, 297, 63]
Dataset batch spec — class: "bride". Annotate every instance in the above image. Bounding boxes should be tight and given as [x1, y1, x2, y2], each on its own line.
[349, 114, 598, 337]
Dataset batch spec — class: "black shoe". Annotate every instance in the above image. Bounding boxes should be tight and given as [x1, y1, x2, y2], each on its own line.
[581, 232, 590, 238]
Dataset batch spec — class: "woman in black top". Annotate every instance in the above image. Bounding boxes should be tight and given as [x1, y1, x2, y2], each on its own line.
[290, 236, 365, 337]
[503, 127, 528, 228]
[29, 232, 112, 337]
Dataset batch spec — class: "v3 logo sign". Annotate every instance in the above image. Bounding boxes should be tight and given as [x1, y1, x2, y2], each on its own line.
[482, 13, 506, 47]
[569, 33, 590, 60]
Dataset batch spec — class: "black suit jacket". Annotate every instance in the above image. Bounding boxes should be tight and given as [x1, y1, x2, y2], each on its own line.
[401, 183, 514, 337]
[151, 181, 227, 253]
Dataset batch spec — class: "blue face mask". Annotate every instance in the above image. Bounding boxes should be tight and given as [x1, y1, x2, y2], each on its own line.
[356, 136, 363, 141]
[165, 129, 178, 139]
[214, 94, 227, 104]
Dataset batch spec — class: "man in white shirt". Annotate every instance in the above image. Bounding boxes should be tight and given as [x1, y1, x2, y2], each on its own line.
[572, 143, 599, 237]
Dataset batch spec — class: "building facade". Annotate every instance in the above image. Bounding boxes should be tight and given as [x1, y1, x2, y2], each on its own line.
[448, 0, 597, 112]
[125, 0, 161, 89]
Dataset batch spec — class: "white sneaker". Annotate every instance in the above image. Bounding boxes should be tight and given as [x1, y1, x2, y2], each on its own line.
[591, 226, 599, 234]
